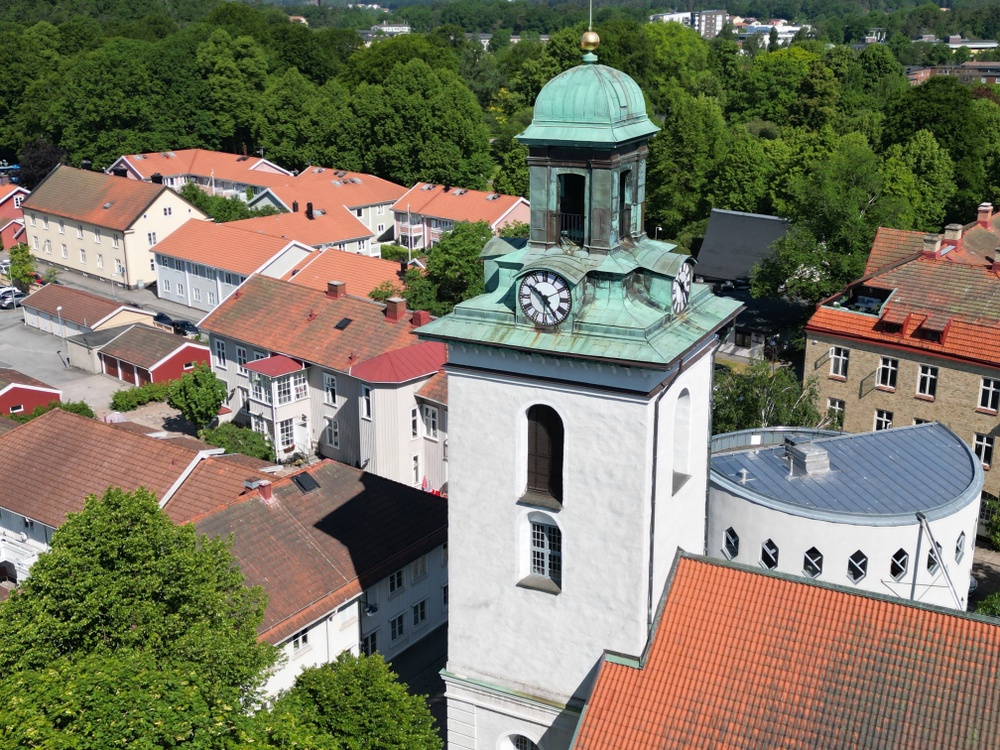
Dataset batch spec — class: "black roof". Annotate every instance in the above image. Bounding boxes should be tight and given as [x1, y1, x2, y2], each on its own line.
[695, 209, 790, 282]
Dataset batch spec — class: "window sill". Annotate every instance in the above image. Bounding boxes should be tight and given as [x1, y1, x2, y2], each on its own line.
[914, 394, 935, 402]
[517, 490, 563, 512]
[516, 575, 561, 595]
[875, 385, 896, 393]
[976, 408, 998, 416]
[828, 375, 847, 382]
[291, 644, 313, 659]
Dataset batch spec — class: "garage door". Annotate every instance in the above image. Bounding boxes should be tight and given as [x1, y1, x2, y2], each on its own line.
[101, 354, 118, 377]
[119, 362, 136, 385]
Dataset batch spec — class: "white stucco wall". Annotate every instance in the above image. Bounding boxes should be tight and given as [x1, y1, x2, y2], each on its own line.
[707, 486, 980, 610]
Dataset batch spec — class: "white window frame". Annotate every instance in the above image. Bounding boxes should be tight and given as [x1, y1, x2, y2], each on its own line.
[876, 356, 898, 389]
[361, 386, 372, 420]
[9, 404, 23, 414]
[115, 259, 124, 275]
[32, 236, 38, 251]
[43, 239, 51, 255]
[874, 409, 893, 431]
[388, 569, 403, 594]
[531, 521, 563, 587]
[57, 218, 63, 233]
[411, 407, 419, 439]
[96, 253, 103, 269]
[411, 599, 427, 628]
[94, 227, 101, 244]
[830, 347, 849, 378]
[326, 419, 340, 448]
[411, 555, 427, 581]
[193, 287, 201, 302]
[112, 233, 119, 248]
[207, 290, 216, 306]
[361, 630, 377, 656]
[79, 248, 86, 264]
[278, 418, 294, 449]
[236, 346, 248, 375]
[890, 548, 908, 581]
[390, 614, 405, 641]
[60, 243, 68, 259]
[176, 282, 184, 296]
[917, 364, 937, 398]
[76, 224, 83, 239]
[214, 339, 227, 369]
[975, 433, 994, 468]
[847, 550, 868, 583]
[927, 542, 943, 575]
[803, 546, 823, 579]
[162, 279, 171, 293]
[147, 232, 157, 246]
[324, 373, 337, 404]
[422, 405, 439, 440]
[760, 539, 778, 569]
[412, 454, 421, 485]
[722, 527, 739, 559]
[981, 378, 1000, 412]
[291, 628, 309, 652]
[956, 531, 966, 563]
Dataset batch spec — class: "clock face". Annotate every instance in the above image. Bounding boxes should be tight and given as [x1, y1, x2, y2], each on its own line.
[672, 261, 693, 314]
[519, 271, 572, 327]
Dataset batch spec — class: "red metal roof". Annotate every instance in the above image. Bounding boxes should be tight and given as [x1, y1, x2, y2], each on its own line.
[244, 354, 303, 377]
[349, 341, 446, 384]
[575, 555, 1000, 750]
[392, 182, 527, 226]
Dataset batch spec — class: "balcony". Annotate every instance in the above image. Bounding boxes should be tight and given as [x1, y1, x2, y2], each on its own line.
[558, 213, 585, 244]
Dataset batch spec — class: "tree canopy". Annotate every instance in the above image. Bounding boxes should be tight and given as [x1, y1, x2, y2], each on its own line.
[168, 363, 229, 429]
[401, 221, 493, 315]
[713, 358, 828, 434]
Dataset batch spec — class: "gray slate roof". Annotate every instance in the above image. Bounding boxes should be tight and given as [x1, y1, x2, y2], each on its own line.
[710, 423, 982, 525]
[696, 209, 789, 282]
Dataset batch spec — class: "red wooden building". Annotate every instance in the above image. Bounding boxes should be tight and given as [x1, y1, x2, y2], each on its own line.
[0, 367, 61, 417]
[98, 325, 210, 386]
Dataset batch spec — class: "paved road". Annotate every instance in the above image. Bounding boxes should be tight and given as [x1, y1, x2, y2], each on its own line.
[389, 624, 447, 741]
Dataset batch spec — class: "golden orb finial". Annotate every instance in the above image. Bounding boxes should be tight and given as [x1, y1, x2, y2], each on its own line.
[581, 30, 600, 51]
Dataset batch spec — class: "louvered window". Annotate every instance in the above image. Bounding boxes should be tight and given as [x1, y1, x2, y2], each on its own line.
[526, 405, 564, 502]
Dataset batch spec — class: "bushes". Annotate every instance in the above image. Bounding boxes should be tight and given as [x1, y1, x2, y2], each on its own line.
[198, 423, 274, 461]
[10, 400, 95, 423]
[109, 382, 171, 412]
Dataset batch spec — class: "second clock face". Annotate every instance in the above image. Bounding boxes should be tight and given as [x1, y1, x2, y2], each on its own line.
[519, 271, 571, 327]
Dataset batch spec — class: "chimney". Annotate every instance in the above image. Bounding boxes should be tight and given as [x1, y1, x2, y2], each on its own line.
[80, 159, 93, 171]
[385, 297, 407, 322]
[258, 479, 274, 505]
[243, 478, 261, 492]
[922, 233, 942, 258]
[150, 172, 163, 184]
[306, 202, 314, 220]
[327, 280, 346, 299]
[788, 443, 830, 477]
[942, 223, 963, 250]
[399, 259, 408, 274]
[979, 202, 994, 229]
[292, 200, 299, 213]
[112, 166, 128, 178]
[411, 309, 431, 327]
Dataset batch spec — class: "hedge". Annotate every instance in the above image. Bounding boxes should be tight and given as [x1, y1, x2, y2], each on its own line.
[109, 381, 171, 412]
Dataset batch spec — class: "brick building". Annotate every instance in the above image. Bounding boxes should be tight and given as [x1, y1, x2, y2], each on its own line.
[804, 204, 1000, 502]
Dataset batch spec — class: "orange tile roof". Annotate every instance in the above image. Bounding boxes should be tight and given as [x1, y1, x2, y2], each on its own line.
[20, 166, 174, 230]
[22, 284, 140, 328]
[117, 149, 292, 187]
[864, 226, 926, 274]
[264, 166, 408, 209]
[194, 460, 447, 644]
[283, 247, 404, 298]
[163, 456, 273, 525]
[575, 555, 1000, 750]
[228, 208, 373, 247]
[392, 182, 527, 226]
[416, 370, 448, 405]
[198, 275, 426, 372]
[151, 219, 301, 276]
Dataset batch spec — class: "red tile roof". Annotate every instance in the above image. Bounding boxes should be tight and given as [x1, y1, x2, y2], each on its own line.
[283, 247, 404, 298]
[151, 219, 302, 276]
[244, 354, 302, 377]
[22, 284, 143, 328]
[392, 182, 527, 226]
[20, 166, 172, 230]
[0, 367, 58, 394]
[199, 275, 426, 373]
[228, 208, 373, 247]
[98, 325, 209, 369]
[162, 456, 273, 525]
[115, 149, 292, 186]
[864, 226, 926, 274]
[807, 212, 1000, 369]
[193, 460, 447, 644]
[0, 416, 20, 435]
[416, 370, 448, 405]
[575, 555, 1000, 750]
[0, 410, 203, 528]
[349, 341, 446, 384]
[265, 166, 407, 209]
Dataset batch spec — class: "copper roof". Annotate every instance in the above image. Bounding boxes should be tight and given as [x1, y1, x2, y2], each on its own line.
[21, 165, 170, 230]
[194, 460, 447, 644]
[575, 555, 1000, 750]
[228, 208, 373, 247]
[98, 325, 209, 369]
[150, 219, 299, 276]
[283, 247, 404, 298]
[22, 284, 141, 328]
[392, 183, 526, 226]
[199, 275, 425, 373]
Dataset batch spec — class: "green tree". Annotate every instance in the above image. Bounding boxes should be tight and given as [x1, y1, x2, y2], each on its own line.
[712, 358, 824, 434]
[498, 220, 529, 239]
[402, 221, 492, 315]
[0, 486, 275, 698]
[178, 182, 280, 223]
[198, 422, 275, 461]
[368, 279, 406, 303]
[253, 652, 441, 750]
[196, 28, 269, 154]
[880, 129, 956, 232]
[167, 363, 228, 429]
[768, 26, 780, 53]
[8, 242, 35, 292]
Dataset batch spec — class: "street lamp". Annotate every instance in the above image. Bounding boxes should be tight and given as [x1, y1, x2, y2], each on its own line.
[655, 226, 662, 240]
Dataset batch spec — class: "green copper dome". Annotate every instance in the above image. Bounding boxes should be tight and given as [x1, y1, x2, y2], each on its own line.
[517, 59, 659, 148]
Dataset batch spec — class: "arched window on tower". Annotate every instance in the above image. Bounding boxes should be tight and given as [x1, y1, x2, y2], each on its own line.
[526, 405, 564, 504]
[672, 389, 691, 493]
[557, 173, 586, 245]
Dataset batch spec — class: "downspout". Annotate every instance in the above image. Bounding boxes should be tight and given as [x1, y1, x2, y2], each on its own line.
[702, 337, 721, 566]
[646, 368, 677, 631]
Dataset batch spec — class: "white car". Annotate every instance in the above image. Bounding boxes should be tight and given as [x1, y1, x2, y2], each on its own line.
[0, 286, 19, 297]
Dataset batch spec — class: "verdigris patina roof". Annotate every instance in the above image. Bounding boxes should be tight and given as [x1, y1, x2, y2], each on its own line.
[517, 59, 659, 148]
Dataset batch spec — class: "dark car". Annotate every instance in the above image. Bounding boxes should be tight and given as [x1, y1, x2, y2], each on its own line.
[0, 291, 26, 309]
[153, 312, 173, 328]
[172, 319, 199, 336]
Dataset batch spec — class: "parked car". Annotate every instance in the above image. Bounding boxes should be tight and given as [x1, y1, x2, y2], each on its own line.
[0, 286, 19, 297]
[172, 319, 199, 336]
[0, 291, 26, 309]
[153, 312, 173, 328]
[0, 261, 10, 276]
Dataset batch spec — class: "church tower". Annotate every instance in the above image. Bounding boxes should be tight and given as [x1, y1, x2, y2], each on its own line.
[418, 33, 742, 750]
